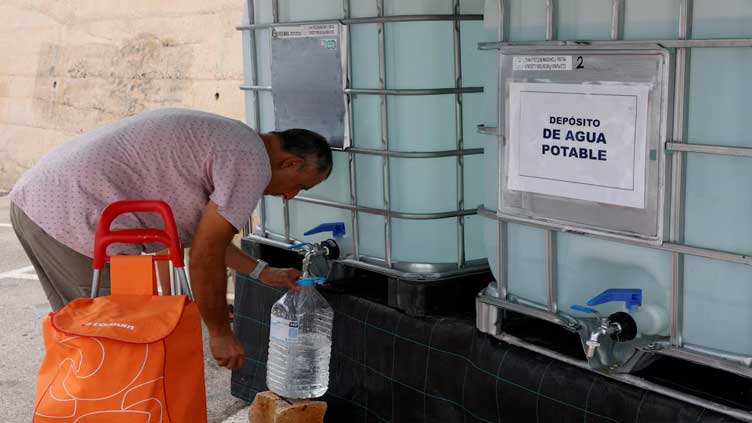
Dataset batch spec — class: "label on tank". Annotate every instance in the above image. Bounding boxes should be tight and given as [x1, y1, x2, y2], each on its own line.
[507, 81, 651, 209]
[513, 55, 572, 71]
[270, 316, 299, 341]
[272, 24, 338, 39]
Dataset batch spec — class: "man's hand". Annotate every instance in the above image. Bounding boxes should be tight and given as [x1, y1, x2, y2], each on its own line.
[259, 267, 302, 290]
[210, 333, 245, 369]
[224, 244, 301, 291]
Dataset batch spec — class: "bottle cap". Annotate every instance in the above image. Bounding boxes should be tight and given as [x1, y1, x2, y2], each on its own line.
[296, 277, 326, 287]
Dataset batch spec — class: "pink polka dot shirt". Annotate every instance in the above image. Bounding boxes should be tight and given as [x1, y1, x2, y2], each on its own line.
[10, 108, 271, 257]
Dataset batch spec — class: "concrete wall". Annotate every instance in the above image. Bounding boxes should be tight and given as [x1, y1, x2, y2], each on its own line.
[0, 0, 246, 191]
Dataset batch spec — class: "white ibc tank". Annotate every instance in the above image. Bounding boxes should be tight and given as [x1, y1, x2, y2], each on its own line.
[483, 0, 752, 357]
[244, 0, 492, 273]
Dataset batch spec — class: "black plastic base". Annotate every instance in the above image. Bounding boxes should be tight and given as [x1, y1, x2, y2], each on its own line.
[242, 238, 493, 317]
[243, 239, 302, 270]
[386, 272, 493, 317]
[499, 312, 752, 414]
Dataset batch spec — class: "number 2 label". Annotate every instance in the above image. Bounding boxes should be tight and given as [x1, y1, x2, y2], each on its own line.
[576, 56, 584, 69]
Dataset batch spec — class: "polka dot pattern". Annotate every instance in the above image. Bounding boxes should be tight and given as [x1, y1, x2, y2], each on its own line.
[10, 108, 271, 257]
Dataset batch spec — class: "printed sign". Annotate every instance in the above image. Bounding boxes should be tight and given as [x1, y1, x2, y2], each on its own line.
[513, 55, 572, 71]
[272, 24, 339, 39]
[507, 82, 650, 209]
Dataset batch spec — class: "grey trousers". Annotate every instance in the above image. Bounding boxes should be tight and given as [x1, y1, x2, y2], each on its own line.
[10, 202, 110, 310]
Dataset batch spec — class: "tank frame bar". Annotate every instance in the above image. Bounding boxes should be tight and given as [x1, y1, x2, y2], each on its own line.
[237, 13, 484, 30]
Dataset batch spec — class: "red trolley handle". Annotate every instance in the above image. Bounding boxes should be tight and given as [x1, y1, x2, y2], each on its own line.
[92, 200, 185, 269]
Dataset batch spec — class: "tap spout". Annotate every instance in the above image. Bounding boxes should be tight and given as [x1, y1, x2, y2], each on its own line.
[585, 319, 622, 359]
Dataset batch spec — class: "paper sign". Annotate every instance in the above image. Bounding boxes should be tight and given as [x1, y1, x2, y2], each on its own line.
[507, 82, 650, 209]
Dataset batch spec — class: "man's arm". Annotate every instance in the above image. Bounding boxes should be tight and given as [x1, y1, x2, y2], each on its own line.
[224, 243, 258, 274]
[225, 243, 301, 290]
[190, 201, 245, 369]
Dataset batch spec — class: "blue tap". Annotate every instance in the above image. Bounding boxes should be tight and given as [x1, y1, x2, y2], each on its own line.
[571, 289, 642, 314]
[304, 222, 346, 238]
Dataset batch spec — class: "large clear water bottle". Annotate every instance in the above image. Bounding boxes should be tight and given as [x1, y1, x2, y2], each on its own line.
[266, 277, 334, 398]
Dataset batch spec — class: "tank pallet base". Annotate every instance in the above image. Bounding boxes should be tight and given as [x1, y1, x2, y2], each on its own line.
[386, 272, 492, 317]
[242, 238, 493, 317]
[476, 297, 752, 422]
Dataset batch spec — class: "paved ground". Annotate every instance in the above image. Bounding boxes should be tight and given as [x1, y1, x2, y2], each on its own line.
[0, 195, 249, 422]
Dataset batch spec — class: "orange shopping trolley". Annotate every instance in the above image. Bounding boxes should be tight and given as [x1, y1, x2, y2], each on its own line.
[33, 200, 207, 422]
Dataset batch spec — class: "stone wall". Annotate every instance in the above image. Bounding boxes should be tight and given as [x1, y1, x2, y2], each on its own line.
[0, 0, 246, 191]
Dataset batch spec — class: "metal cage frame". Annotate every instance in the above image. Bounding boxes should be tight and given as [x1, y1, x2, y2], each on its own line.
[238, 0, 489, 280]
[477, 1, 752, 421]
[235, 0, 752, 420]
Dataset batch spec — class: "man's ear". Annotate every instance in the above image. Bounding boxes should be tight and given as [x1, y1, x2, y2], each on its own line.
[281, 156, 305, 170]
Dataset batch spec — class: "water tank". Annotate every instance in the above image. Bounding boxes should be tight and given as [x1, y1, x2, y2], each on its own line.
[482, 0, 752, 367]
[242, 0, 493, 278]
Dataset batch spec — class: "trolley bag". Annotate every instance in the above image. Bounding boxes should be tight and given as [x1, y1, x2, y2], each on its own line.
[33, 200, 207, 423]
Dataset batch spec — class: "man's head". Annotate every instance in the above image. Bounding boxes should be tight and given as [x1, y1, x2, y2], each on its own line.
[261, 129, 332, 199]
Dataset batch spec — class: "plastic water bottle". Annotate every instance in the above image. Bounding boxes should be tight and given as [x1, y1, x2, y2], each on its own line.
[266, 277, 334, 399]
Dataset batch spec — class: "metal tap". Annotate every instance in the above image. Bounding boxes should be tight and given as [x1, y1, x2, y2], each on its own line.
[289, 242, 334, 277]
[585, 318, 622, 359]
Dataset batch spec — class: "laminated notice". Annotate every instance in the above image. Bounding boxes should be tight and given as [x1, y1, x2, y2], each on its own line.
[513, 55, 572, 71]
[270, 316, 299, 341]
[507, 81, 650, 209]
[272, 24, 338, 39]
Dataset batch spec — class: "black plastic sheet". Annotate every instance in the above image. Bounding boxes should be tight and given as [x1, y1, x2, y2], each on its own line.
[231, 273, 740, 423]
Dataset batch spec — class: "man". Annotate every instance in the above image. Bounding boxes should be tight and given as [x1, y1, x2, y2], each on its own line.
[9, 108, 332, 369]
